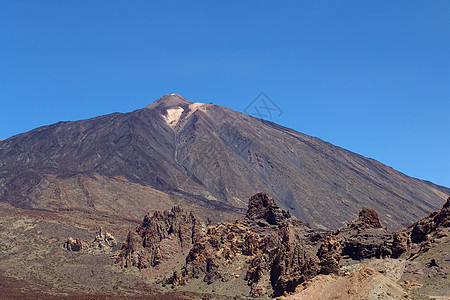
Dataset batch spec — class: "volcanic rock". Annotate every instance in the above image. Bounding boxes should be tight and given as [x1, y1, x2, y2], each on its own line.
[390, 231, 411, 258]
[331, 207, 392, 260]
[117, 195, 450, 298]
[317, 235, 342, 275]
[246, 223, 320, 297]
[91, 227, 117, 249]
[336, 197, 450, 261]
[444, 196, 450, 209]
[166, 221, 252, 286]
[358, 207, 383, 228]
[391, 196, 450, 260]
[63, 228, 117, 252]
[64, 237, 84, 251]
[410, 197, 450, 244]
[162, 194, 319, 297]
[118, 206, 203, 269]
[245, 192, 291, 226]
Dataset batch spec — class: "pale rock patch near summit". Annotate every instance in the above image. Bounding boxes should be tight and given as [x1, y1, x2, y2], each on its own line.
[162, 106, 184, 128]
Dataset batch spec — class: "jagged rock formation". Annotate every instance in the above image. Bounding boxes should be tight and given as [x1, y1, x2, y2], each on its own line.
[119, 193, 320, 297]
[357, 207, 383, 228]
[390, 196, 450, 260]
[410, 196, 450, 243]
[245, 192, 291, 226]
[118, 206, 203, 269]
[390, 231, 411, 258]
[328, 205, 393, 260]
[115, 193, 450, 298]
[91, 228, 117, 250]
[317, 235, 342, 275]
[329, 197, 450, 263]
[168, 221, 257, 287]
[246, 223, 319, 297]
[64, 227, 117, 252]
[170, 194, 319, 297]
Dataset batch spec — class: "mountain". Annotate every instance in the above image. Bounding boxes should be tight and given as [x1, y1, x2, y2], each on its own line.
[0, 94, 448, 230]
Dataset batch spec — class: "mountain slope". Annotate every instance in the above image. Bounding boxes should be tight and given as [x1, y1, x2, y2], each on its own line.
[0, 94, 448, 229]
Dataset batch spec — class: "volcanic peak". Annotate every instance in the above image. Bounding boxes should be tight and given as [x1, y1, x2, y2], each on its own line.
[146, 93, 212, 128]
[145, 93, 192, 110]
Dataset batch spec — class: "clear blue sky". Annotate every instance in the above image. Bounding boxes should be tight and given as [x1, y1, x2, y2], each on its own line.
[1, 1, 449, 188]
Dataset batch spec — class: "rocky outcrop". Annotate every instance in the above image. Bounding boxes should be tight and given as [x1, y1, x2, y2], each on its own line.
[116, 195, 450, 298]
[390, 196, 450, 259]
[358, 207, 383, 228]
[390, 231, 411, 258]
[63, 227, 117, 252]
[410, 197, 450, 243]
[317, 235, 342, 275]
[118, 206, 203, 269]
[167, 221, 252, 287]
[328, 198, 450, 261]
[164, 219, 319, 297]
[340, 227, 392, 260]
[64, 237, 84, 251]
[160, 194, 320, 297]
[245, 192, 291, 226]
[444, 197, 450, 209]
[332, 197, 450, 261]
[334, 207, 392, 260]
[119, 197, 402, 297]
[91, 227, 117, 249]
[246, 223, 320, 297]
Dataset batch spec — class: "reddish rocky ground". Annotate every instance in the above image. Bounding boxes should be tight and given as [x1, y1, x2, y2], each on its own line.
[0, 202, 213, 299]
[1, 195, 449, 299]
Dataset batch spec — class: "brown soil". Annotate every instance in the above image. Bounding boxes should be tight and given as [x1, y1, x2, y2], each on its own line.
[279, 261, 407, 300]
